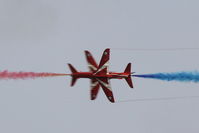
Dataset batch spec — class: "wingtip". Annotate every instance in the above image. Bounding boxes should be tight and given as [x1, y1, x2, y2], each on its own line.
[91, 94, 97, 100]
[130, 82, 134, 88]
[67, 63, 71, 67]
[84, 50, 89, 53]
[110, 99, 115, 103]
[102, 48, 110, 56]
[108, 96, 115, 103]
[84, 50, 92, 57]
[105, 48, 110, 52]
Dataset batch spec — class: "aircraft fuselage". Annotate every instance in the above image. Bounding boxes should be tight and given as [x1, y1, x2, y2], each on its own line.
[70, 72, 129, 79]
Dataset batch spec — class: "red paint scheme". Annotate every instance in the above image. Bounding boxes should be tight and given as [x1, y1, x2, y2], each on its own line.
[68, 48, 133, 103]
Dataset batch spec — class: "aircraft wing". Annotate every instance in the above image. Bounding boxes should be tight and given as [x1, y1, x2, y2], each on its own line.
[85, 50, 98, 72]
[96, 78, 115, 103]
[90, 78, 100, 100]
[95, 48, 110, 75]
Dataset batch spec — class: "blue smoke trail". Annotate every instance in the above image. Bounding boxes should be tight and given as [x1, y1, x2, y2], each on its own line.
[133, 71, 199, 82]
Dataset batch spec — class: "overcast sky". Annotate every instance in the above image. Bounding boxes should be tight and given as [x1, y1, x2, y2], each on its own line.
[0, 0, 199, 133]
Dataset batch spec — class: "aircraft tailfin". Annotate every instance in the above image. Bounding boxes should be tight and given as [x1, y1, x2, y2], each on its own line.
[68, 63, 78, 86]
[124, 63, 134, 88]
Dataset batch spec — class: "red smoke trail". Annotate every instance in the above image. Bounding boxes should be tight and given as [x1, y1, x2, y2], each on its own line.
[0, 70, 69, 80]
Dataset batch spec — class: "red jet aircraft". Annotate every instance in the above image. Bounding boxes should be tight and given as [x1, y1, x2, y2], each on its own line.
[68, 48, 133, 103]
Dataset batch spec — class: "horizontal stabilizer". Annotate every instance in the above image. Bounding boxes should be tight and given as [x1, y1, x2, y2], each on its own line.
[124, 63, 131, 74]
[68, 64, 79, 86]
[68, 64, 78, 73]
[71, 77, 78, 86]
[125, 77, 133, 88]
[124, 63, 133, 88]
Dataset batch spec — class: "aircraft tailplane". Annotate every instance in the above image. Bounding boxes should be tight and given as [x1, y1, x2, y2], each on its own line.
[68, 63, 78, 73]
[68, 63, 79, 86]
[124, 63, 134, 88]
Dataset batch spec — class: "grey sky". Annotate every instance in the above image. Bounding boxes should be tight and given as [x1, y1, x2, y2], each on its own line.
[0, 0, 199, 133]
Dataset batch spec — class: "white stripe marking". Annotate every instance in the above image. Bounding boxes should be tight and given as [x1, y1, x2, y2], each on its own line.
[91, 81, 98, 88]
[95, 61, 109, 74]
[88, 63, 97, 71]
[96, 78, 112, 92]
